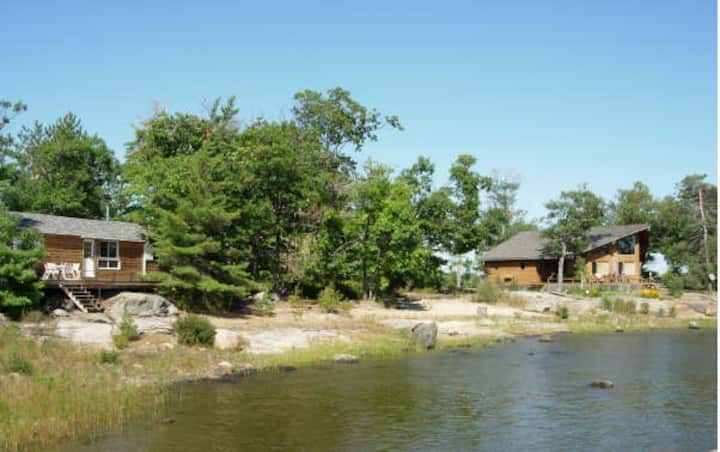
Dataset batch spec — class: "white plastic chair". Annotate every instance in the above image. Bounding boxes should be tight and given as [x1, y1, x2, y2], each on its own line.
[42, 263, 60, 280]
[62, 263, 81, 280]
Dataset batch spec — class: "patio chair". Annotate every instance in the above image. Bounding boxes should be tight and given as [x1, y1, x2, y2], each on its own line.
[42, 263, 61, 280]
[62, 263, 81, 280]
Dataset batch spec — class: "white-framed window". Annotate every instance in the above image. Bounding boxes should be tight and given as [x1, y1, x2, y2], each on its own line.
[98, 241, 120, 269]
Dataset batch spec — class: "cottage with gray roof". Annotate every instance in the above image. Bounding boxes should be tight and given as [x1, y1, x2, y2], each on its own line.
[483, 224, 650, 286]
[13, 211, 157, 292]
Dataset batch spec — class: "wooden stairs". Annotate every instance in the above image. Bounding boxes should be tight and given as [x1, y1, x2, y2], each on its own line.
[59, 282, 103, 313]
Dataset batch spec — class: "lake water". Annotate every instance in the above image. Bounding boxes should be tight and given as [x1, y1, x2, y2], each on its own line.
[64, 330, 716, 451]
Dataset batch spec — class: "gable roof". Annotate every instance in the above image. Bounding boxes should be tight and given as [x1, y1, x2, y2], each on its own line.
[12, 212, 146, 242]
[482, 224, 650, 262]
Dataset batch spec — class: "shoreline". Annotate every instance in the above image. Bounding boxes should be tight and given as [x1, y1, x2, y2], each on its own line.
[1, 293, 716, 451]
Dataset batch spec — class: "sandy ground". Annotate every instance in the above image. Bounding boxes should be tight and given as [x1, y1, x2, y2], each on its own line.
[24, 290, 716, 354]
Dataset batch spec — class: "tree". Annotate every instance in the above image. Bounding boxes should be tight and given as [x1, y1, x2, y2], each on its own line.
[3, 113, 120, 218]
[447, 155, 491, 288]
[141, 149, 255, 311]
[0, 207, 45, 315]
[292, 87, 402, 157]
[482, 171, 528, 248]
[543, 186, 605, 290]
[610, 181, 657, 226]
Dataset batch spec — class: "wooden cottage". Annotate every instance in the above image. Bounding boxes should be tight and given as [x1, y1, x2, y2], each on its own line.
[483, 224, 650, 287]
[14, 212, 158, 311]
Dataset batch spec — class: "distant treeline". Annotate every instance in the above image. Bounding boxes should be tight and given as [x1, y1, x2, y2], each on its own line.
[0, 91, 715, 312]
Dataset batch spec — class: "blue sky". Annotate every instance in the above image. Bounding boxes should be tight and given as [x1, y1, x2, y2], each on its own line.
[2, 0, 716, 219]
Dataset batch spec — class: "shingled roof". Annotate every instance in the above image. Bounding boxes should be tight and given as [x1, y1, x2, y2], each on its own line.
[12, 212, 146, 242]
[482, 224, 650, 262]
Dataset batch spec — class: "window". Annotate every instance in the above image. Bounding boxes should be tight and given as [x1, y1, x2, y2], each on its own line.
[594, 262, 609, 275]
[617, 235, 635, 255]
[98, 241, 120, 269]
[621, 262, 636, 275]
[520, 263, 526, 270]
[83, 241, 93, 258]
[592, 262, 597, 274]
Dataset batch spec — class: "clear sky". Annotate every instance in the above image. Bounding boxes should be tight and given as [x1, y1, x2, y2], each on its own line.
[2, 0, 716, 219]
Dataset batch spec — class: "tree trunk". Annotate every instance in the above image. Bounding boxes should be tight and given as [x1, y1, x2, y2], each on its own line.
[557, 242, 567, 291]
[455, 258, 462, 292]
[698, 187, 712, 291]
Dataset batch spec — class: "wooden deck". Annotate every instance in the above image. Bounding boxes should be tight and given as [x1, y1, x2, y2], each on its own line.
[43, 278, 159, 290]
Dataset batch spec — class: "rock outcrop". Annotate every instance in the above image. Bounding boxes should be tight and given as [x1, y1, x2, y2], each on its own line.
[214, 329, 247, 351]
[333, 354, 359, 364]
[107, 292, 178, 320]
[590, 380, 614, 389]
[410, 322, 438, 349]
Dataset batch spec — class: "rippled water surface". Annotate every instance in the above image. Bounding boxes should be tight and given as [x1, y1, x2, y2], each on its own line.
[64, 330, 716, 451]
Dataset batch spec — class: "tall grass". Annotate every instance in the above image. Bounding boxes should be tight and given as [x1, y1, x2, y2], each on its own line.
[0, 325, 168, 451]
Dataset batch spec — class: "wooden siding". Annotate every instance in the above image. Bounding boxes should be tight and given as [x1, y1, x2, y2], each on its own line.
[41, 234, 150, 284]
[485, 231, 649, 285]
[584, 232, 645, 282]
[485, 261, 554, 286]
[43, 234, 83, 264]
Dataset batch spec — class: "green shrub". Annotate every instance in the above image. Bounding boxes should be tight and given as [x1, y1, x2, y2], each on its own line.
[287, 295, 300, 305]
[588, 287, 601, 298]
[112, 334, 129, 350]
[640, 302, 650, 315]
[601, 294, 613, 311]
[5, 354, 33, 375]
[118, 314, 140, 341]
[669, 306, 677, 318]
[474, 278, 501, 304]
[664, 273, 684, 298]
[174, 315, 216, 346]
[612, 299, 626, 313]
[556, 306, 569, 320]
[657, 308, 665, 318]
[625, 300, 636, 315]
[98, 350, 119, 364]
[318, 286, 343, 313]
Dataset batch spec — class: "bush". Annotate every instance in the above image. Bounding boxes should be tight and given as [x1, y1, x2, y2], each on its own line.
[640, 302, 650, 315]
[112, 334, 129, 350]
[669, 306, 677, 318]
[118, 314, 140, 341]
[639, 288, 660, 299]
[5, 354, 33, 375]
[318, 286, 343, 313]
[174, 315, 216, 346]
[612, 298, 626, 313]
[98, 350, 119, 364]
[664, 273, 684, 298]
[625, 300, 637, 315]
[657, 308, 665, 318]
[556, 306, 569, 320]
[601, 294, 613, 311]
[474, 278, 502, 304]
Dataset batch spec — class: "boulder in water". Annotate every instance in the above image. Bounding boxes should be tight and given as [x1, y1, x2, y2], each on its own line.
[590, 380, 614, 389]
[689, 320, 700, 330]
[411, 322, 438, 349]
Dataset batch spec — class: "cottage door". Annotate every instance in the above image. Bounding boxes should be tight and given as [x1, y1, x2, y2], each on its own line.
[83, 240, 95, 278]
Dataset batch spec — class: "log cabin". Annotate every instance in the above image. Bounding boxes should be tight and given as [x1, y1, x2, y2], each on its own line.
[14, 212, 158, 311]
[483, 224, 650, 287]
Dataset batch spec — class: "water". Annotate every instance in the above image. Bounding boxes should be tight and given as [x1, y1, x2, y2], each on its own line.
[66, 331, 716, 451]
